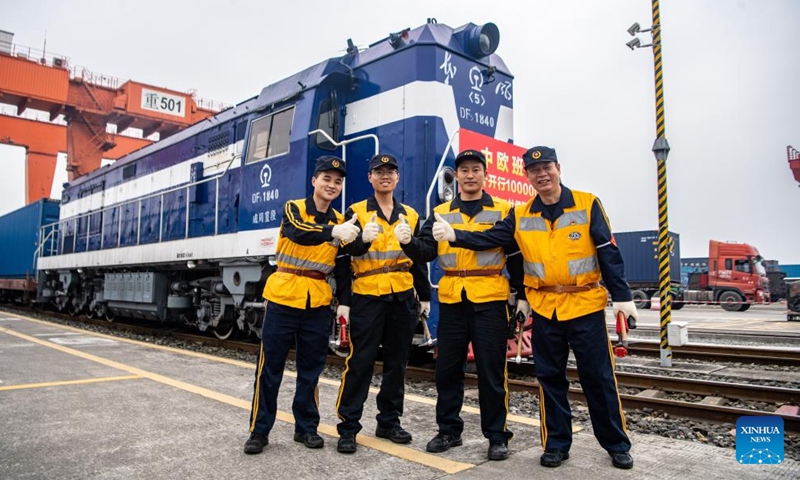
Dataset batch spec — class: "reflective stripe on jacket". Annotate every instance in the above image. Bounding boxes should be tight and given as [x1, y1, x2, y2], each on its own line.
[514, 190, 608, 320]
[263, 198, 342, 308]
[350, 200, 419, 296]
[434, 197, 511, 304]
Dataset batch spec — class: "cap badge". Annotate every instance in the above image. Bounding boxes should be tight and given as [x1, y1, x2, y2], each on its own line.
[532, 150, 542, 159]
[332, 160, 340, 168]
[381, 156, 390, 163]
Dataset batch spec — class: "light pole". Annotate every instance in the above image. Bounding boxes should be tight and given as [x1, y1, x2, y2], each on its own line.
[627, 0, 673, 367]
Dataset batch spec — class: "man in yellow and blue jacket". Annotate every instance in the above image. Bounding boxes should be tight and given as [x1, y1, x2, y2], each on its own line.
[411, 149, 523, 461]
[245, 156, 360, 454]
[433, 146, 639, 470]
[335, 154, 431, 454]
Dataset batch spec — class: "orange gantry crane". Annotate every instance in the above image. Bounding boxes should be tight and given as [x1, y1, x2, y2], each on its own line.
[0, 36, 226, 204]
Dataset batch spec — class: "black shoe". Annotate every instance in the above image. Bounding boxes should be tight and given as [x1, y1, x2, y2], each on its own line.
[293, 432, 324, 449]
[488, 441, 509, 461]
[610, 451, 634, 469]
[337, 434, 357, 454]
[244, 433, 268, 454]
[375, 425, 412, 444]
[540, 449, 569, 467]
[426, 433, 463, 453]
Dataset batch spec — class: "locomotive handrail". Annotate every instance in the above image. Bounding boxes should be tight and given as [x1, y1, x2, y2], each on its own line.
[424, 128, 461, 290]
[308, 129, 379, 212]
[215, 153, 240, 235]
[35, 224, 59, 267]
[425, 127, 459, 221]
[39, 153, 240, 258]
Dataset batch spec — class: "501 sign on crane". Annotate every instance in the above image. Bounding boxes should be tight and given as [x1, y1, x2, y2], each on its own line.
[141, 87, 186, 118]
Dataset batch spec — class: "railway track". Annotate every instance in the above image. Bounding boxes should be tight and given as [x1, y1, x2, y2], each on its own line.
[423, 367, 800, 432]
[626, 341, 800, 367]
[5, 306, 800, 432]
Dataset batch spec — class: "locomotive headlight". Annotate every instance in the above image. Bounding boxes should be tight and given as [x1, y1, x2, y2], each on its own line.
[465, 23, 500, 57]
[437, 167, 456, 202]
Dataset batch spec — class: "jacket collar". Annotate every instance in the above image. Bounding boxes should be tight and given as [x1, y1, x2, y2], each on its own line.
[450, 191, 494, 215]
[305, 196, 337, 224]
[529, 185, 573, 221]
[366, 195, 407, 224]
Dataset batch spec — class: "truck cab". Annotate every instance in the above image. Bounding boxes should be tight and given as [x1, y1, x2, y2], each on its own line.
[703, 240, 770, 311]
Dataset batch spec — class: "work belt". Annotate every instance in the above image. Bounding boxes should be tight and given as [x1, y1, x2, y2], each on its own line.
[536, 282, 601, 293]
[276, 266, 327, 280]
[354, 264, 411, 279]
[443, 269, 503, 277]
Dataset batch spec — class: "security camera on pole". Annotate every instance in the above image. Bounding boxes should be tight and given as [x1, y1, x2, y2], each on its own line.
[627, 0, 673, 367]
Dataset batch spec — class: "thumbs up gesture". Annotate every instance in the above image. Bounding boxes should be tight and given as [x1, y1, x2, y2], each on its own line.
[332, 215, 361, 244]
[432, 212, 456, 242]
[362, 213, 380, 243]
[394, 213, 412, 245]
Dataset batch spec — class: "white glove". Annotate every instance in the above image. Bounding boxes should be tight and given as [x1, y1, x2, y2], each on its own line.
[613, 301, 639, 323]
[515, 299, 531, 319]
[432, 212, 456, 242]
[332, 215, 360, 244]
[336, 305, 350, 324]
[394, 214, 412, 244]
[362, 213, 380, 243]
[419, 301, 430, 317]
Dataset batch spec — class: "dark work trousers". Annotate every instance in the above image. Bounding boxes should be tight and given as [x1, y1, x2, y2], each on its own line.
[435, 295, 513, 443]
[531, 308, 631, 453]
[336, 292, 417, 436]
[248, 300, 330, 437]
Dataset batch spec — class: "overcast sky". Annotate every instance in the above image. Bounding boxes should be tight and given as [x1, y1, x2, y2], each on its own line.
[1, 0, 799, 263]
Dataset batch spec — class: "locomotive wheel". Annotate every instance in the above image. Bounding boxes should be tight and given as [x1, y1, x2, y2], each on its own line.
[253, 326, 262, 340]
[104, 310, 116, 322]
[212, 319, 237, 340]
[245, 309, 263, 340]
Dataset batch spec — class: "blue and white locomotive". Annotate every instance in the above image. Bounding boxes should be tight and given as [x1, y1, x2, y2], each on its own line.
[36, 19, 516, 342]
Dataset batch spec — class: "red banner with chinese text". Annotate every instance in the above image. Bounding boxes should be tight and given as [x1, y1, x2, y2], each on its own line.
[459, 129, 534, 206]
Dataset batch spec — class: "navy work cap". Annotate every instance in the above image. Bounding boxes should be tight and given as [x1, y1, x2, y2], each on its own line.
[522, 146, 558, 168]
[369, 154, 400, 171]
[455, 149, 487, 168]
[314, 155, 347, 176]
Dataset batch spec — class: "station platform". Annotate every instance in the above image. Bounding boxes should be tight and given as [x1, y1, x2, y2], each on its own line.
[1, 311, 797, 479]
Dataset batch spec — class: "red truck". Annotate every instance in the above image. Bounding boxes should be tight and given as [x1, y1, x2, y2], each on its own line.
[681, 240, 770, 312]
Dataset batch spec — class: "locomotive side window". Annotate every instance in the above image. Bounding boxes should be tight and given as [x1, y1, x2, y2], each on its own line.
[122, 164, 137, 180]
[268, 108, 293, 158]
[315, 97, 338, 151]
[245, 107, 295, 164]
[247, 116, 271, 161]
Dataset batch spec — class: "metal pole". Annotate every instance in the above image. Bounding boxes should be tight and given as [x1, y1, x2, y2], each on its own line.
[651, 0, 672, 367]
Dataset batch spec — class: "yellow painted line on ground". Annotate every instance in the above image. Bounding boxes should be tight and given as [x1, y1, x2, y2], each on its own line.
[5, 314, 255, 368]
[0, 321, 473, 474]
[6, 313, 548, 430]
[0, 375, 141, 391]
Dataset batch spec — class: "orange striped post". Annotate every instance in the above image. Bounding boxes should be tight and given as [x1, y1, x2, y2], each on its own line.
[627, 0, 673, 366]
[650, 0, 673, 368]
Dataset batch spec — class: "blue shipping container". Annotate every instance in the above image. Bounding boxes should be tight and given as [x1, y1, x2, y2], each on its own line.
[615, 230, 681, 284]
[0, 199, 60, 278]
[782, 264, 800, 279]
